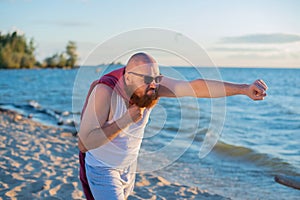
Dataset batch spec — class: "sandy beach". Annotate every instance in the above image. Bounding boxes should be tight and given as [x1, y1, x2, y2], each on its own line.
[0, 108, 228, 200]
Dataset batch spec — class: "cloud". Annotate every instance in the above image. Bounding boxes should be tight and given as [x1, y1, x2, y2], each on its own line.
[220, 33, 300, 44]
[208, 47, 275, 52]
[227, 52, 286, 60]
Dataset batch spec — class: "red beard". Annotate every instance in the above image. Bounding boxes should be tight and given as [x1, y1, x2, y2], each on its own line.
[130, 86, 159, 108]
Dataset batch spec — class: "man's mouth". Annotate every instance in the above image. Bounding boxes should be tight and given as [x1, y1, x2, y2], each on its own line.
[146, 88, 156, 96]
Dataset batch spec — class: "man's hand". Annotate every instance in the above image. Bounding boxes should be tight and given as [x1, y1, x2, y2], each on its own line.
[118, 105, 145, 126]
[247, 79, 268, 100]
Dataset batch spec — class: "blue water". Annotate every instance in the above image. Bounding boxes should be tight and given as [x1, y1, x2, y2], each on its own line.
[0, 67, 299, 199]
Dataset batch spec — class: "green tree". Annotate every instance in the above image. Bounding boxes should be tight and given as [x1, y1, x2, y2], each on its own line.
[0, 31, 36, 69]
[66, 41, 77, 68]
[57, 53, 67, 68]
[44, 52, 68, 68]
[43, 41, 78, 68]
[44, 53, 59, 68]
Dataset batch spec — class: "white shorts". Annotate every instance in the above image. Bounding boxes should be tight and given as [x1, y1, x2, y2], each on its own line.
[85, 163, 136, 200]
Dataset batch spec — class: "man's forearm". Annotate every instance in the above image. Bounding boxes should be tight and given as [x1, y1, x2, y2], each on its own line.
[79, 105, 144, 153]
[190, 79, 248, 98]
[79, 116, 131, 152]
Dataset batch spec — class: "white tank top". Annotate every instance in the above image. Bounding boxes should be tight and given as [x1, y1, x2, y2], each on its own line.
[85, 93, 151, 169]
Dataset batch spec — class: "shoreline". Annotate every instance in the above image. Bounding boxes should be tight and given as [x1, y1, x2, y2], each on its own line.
[0, 108, 228, 199]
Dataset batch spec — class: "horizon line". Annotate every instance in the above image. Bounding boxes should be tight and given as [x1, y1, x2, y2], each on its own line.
[79, 64, 300, 69]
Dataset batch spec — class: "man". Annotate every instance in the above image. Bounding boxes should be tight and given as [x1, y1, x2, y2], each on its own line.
[78, 52, 268, 200]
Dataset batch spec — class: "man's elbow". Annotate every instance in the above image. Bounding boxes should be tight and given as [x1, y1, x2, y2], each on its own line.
[78, 136, 88, 153]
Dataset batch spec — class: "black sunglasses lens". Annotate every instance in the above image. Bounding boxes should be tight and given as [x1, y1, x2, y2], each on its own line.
[144, 76, 153, 84]
[155, 76, 162, 83]
[143, 75, 162, 84]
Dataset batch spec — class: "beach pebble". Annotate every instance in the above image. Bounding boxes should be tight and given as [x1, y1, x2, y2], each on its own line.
[14, 114, 23, 121]
[157, 176, 171, 186]
[61, 111, 70, 116]
[60, 132, 73, 137]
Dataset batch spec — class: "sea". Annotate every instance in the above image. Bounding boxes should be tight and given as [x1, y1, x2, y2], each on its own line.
[0, 66, 299, 200]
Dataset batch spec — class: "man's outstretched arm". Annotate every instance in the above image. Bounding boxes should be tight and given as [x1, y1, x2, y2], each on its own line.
[158, 77, 268, 100]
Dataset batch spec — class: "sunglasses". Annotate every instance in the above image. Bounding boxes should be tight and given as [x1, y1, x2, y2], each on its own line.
[127, 71, 163, 84]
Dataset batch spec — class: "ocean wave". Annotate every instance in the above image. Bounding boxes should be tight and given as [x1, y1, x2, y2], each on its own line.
[211, 141, 300, 176]
[0, 101, 78, 133]
[188, 128, 209, 142]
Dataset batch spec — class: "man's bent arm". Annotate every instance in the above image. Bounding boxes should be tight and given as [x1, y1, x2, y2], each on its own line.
[78, 84, 144, 153]
[78, 114, 136, 153]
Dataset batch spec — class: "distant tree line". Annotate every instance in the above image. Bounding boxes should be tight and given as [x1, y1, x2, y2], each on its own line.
[0, 31, 78, 69]
[43, 41, 78, 68]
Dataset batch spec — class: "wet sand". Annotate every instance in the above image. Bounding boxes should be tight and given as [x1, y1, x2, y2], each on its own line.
[0, 108, 228, 199]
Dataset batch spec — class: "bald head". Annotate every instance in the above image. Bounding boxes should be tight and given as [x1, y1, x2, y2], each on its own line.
[126, 52, 157, 72]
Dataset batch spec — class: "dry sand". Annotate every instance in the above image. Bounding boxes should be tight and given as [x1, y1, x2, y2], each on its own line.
[0, 108, 228, 200]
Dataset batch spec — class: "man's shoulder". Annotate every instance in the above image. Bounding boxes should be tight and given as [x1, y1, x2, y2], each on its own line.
[98, 67, 125, 89]
[94, 83, 113, 94]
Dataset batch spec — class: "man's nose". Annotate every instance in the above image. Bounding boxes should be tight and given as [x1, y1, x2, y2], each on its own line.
[148, 80, 157, 88]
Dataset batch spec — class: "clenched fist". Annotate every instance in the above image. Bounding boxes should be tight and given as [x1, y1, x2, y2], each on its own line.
[247, 79, 268, 100]
[119, 105, 145, 127]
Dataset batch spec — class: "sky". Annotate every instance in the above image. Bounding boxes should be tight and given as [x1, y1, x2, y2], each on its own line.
[1, 0, 300, 67]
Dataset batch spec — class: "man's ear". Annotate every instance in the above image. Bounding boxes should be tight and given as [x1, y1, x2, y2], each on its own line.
[124, 73, 131, 84]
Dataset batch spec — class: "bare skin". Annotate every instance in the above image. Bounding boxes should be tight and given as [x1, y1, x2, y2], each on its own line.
[78, 53, 268, 153]
[78, 85, 145, 152]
